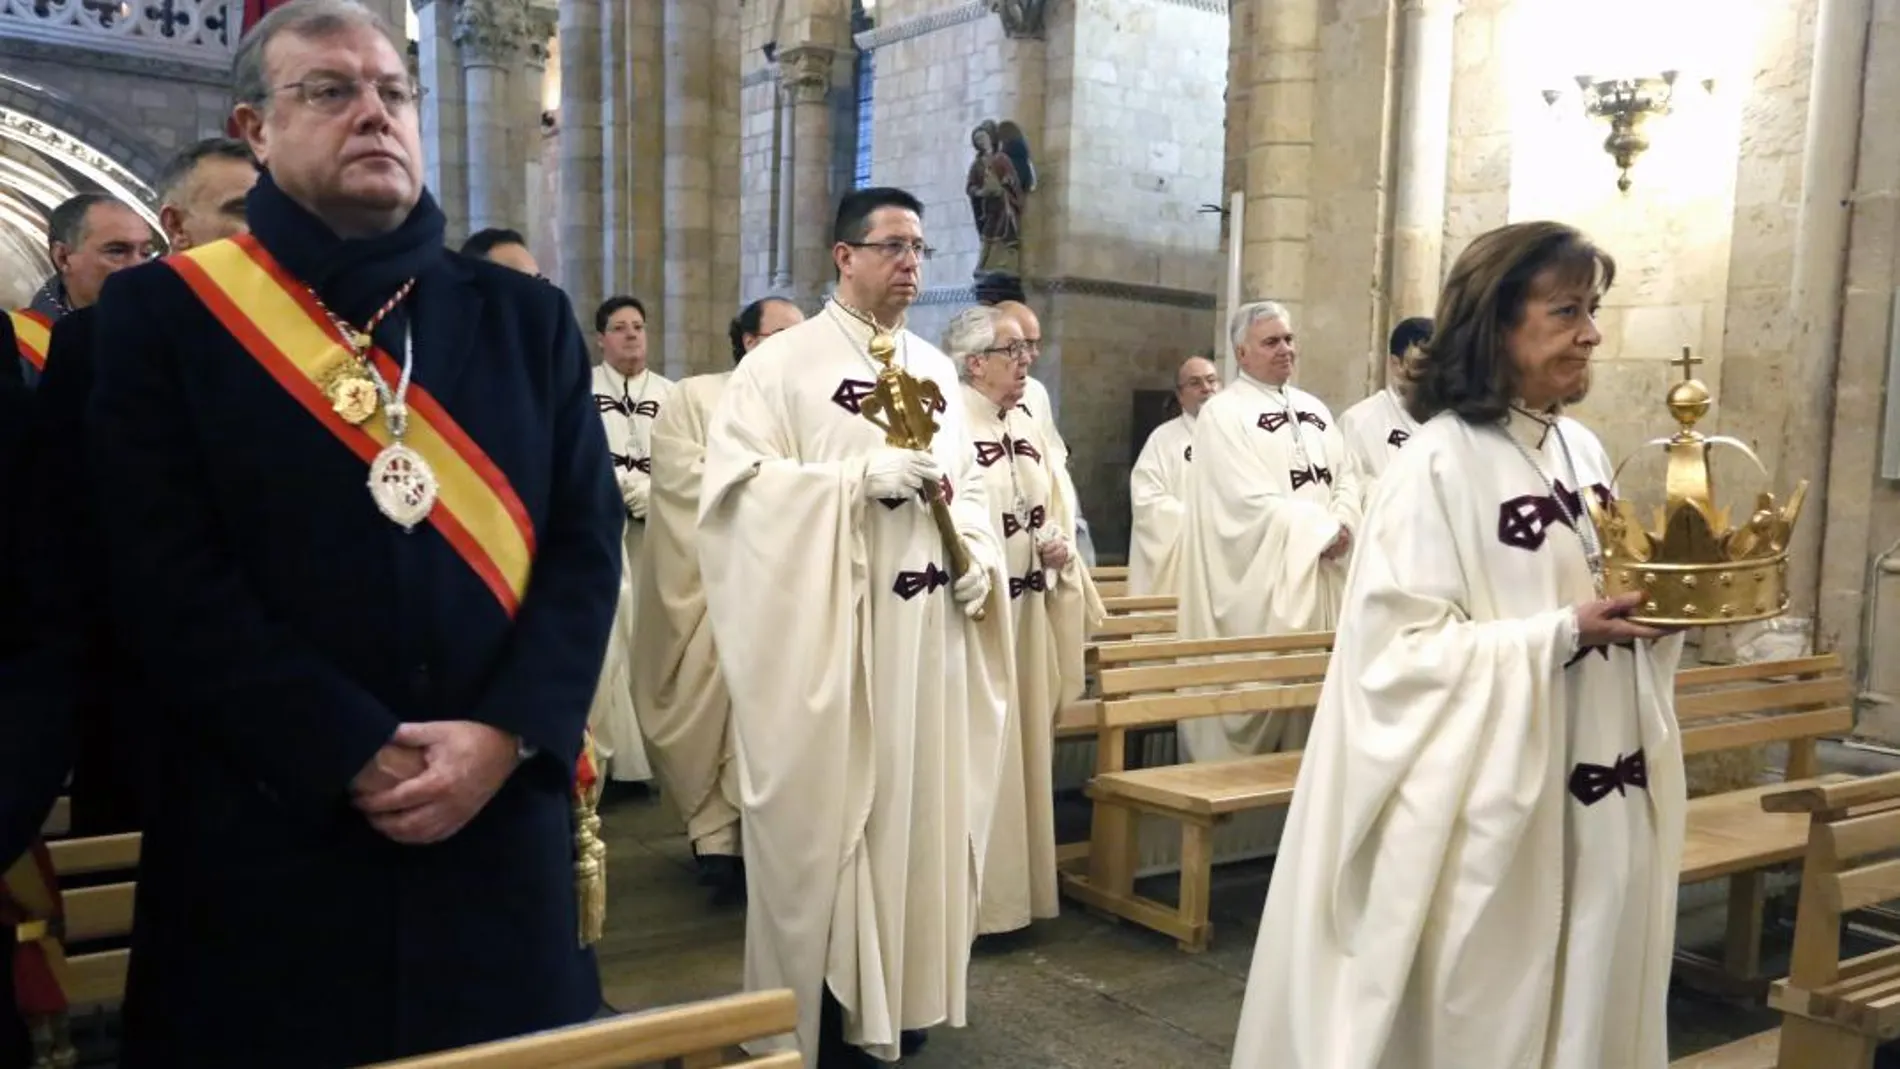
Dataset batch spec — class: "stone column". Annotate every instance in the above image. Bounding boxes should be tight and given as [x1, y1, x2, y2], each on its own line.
[515, 4, 554, 245]
[663, 0, 716, 376]
[711, 0, 743, 325]
[414, 0, 468, 238]
[556, 0, 603, 319]
[600, 0, 630, 296]
[1388, 0, 1457, 331]
[1218, 0, 1254, 362]
[628, 3, 666, 331]
[771, 84, 797, 291]
[455, 0, 529, 236]
[1239, 0, 1319, 322]
[1781, 0, 1872, 622]
[779, 44, 837, 308]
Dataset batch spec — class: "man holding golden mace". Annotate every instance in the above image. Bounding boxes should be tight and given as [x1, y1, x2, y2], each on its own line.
[698, 187, 1014, 1067]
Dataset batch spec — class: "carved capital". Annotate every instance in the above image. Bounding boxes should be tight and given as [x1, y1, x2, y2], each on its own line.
[776, 45, 835, 104]
[453, 0, 531, 66]
[524, 4, 556, 66]
[988, 0, 1049, 39]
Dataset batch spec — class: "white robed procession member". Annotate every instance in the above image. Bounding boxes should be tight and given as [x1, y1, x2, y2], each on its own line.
[590, 295, 672, 784]
[1127, 354, 1221, 596]
[1176, 302, 1362, 761]
[1231, 222, 1685, 1069]
[994, 300, 1097, 562]
[698, 188, 1013, 1067]
[1339, 315, 1431, 490]
[944, 306, 1102, 936]
[631, 296, 803, 901]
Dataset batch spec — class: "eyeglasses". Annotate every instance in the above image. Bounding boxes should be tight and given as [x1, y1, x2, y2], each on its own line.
[843, 240, 935, 262]
[982, 342, 1033, 361]
[267, 76, 427, 115]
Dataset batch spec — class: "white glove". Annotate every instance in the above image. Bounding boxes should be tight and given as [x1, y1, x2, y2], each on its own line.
[862, 447, 944, 501]
[620, 475, 649, 520]
[952, 563, 991, 619]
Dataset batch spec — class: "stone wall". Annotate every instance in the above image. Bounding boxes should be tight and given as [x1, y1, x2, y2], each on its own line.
[1441, 0, 1513, 289]
[1820, 0, 1900, 732]
[1038, 0, 1226, 552]
[0, 49, 229, 168]
[1505, 0, 1758, 471]
[1300, 0, 1396, 406]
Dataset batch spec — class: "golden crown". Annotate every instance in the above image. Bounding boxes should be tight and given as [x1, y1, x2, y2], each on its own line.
[1586, 349, 1808, 627]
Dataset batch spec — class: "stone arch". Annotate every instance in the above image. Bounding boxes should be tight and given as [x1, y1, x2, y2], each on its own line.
[0, 72, 167, 305]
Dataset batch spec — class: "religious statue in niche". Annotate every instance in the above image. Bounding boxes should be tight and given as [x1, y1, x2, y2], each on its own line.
[988, 0, 1050, 38]
[967, 119, 1036, 280]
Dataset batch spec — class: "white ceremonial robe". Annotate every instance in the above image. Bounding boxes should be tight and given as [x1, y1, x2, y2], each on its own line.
[1176, 374, 1362, 761]
[631, 371, 741, 854]
[1127, 413, 1196, 596]
[1340, 385, 1421, 488]
[592, 363, 674, 782]
[961, 385, 1100, 935]
[1230, 410, 1687, 1069]
[699, 305, 1014, 1064]
[1020, 375, 1084, 537]
[583, 543, 649, 782]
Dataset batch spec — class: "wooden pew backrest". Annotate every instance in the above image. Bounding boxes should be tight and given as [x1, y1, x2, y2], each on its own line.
[1760, 769, 1900, 1065]
[365, 989, 799, 1069]
[1676, 655, 1852, 778]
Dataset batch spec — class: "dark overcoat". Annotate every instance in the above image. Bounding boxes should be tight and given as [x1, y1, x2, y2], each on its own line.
[86, 180, 621, 1068]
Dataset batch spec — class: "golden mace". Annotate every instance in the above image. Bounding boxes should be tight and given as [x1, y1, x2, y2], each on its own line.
[857, 327, 986, 622]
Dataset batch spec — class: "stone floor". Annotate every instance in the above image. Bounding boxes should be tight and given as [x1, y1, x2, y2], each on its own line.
[592, 781, 1802, 1067]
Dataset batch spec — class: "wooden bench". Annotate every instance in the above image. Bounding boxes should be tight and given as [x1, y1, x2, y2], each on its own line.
[1090, 565, 1129, 599]
[1057, 632, 1334, 950]
[367, 988, 800, 1068]
[1672, 654, 1854, 994]
[1064, 649, 1851, 963]
[1090, 594, 1176, 641]
[1744, 770, 1900, 1067]
[46, 828, 141, 1009]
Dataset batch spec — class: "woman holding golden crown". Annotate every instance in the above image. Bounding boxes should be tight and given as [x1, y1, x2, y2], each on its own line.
[1229, 220, 1685, 1069]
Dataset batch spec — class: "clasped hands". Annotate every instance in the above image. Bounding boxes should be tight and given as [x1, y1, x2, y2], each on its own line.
[350, 720, 521, 845]
[1321, 524, 1353, 561]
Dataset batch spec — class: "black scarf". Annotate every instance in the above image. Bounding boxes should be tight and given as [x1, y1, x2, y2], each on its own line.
[243, 171, 447, 330]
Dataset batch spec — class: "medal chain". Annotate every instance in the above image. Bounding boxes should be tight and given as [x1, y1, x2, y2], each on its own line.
[827, 299, 907, 375]
[998, 407, 1033, 530]
[1500, 412, 1606, 597]
[1268, 382, 1322, 477]
[310, 279, 418, 436]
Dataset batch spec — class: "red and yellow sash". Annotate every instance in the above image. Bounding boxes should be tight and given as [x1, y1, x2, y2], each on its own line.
[8, 309, 51, 373]
[169, 239, 607, 943]
[1, 840, 74, 1061]
[168, 235, 537, 617]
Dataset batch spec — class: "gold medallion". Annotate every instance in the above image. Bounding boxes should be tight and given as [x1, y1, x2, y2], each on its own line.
[329, 376, 381, 425]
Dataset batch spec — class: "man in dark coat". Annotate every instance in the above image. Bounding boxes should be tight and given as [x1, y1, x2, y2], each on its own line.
[25, 137, 261, 839]
[0, 302, 78, 1069]
[86, 0, 620, 1064]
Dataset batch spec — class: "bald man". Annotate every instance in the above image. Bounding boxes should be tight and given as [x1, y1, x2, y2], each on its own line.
[1128, 355, 1221, 596]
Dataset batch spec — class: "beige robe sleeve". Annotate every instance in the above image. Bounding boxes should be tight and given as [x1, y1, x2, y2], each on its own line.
[1127, 423, 1186, 596]
[630, 378, 733, 835]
